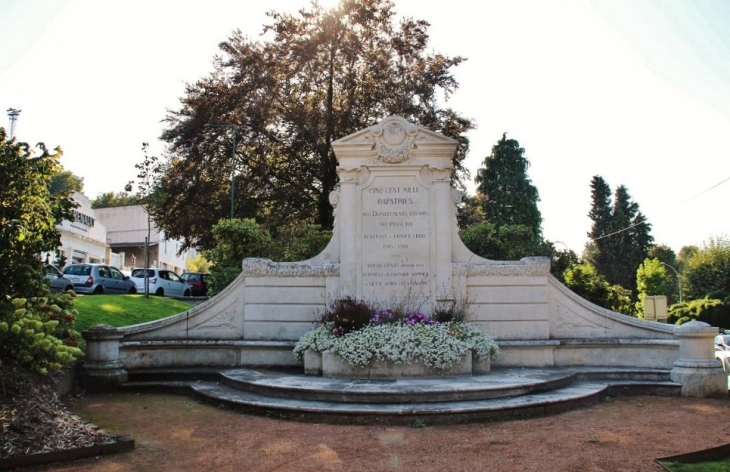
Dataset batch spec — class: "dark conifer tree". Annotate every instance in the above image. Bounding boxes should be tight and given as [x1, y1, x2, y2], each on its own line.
[474, 133, 542, 235]
[586, 177, 653, 294]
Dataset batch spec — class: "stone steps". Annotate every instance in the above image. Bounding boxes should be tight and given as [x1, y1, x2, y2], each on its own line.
[188, 380, 609, 425]
[218, 368, 577, 403]
[122, 367, 681, 425]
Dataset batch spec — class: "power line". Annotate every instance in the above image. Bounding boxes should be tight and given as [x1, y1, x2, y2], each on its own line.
[593, 174, 730, 241]
[674, 175, 730, 208]
[593, 220, 647, 241]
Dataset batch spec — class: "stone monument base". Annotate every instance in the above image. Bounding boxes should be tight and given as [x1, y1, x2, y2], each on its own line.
[304, 350, 490, 379]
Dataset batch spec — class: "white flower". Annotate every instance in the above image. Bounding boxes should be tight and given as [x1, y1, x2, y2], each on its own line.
[294, 321, 499, 370]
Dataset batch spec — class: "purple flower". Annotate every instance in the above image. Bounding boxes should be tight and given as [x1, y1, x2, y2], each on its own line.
[405, 311, 434, 325]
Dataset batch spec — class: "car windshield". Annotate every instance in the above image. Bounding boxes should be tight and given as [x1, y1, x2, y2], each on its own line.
[131, 269, 156, 278]
[185, 274, 201, 281]
[64, 265, 91, 276]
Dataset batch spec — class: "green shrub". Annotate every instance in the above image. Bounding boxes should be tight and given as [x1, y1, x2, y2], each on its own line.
[203, 218, 276, 295]
[668, 297, 728, 328]
[273, 224, 331, 262]
[563, 262, 633, 315]
[0, 290, 83, 374]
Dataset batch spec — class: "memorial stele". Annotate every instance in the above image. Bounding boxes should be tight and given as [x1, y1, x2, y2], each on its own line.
[329, 114, 468, 309]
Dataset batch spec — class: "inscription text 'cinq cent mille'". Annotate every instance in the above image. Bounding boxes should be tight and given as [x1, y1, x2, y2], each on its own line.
[360, 181, 431, 294]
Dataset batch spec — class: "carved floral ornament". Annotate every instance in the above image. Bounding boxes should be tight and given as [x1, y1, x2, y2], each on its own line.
[370, 118, 419, 163]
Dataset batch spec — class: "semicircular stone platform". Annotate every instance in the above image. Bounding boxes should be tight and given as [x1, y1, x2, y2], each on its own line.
[121, 366, 681, 425]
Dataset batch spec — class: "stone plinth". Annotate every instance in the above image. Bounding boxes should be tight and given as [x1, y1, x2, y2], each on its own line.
[82, 324, 127, 390]
[669, 321, 727, 397]
[305, 350, 489, 379]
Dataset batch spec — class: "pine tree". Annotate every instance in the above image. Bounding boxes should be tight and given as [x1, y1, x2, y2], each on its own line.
[586, 177, 653, 295]
[474, 133, 542, 234]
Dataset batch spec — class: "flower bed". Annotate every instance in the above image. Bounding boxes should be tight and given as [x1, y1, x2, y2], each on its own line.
[294, 297, 499, 378]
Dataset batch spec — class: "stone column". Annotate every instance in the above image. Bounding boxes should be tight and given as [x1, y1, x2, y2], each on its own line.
[82, 324, 128, 391]
[669, 320, 727, 397]
[337, 167, 360, 297]
[431, 167, 453, 303]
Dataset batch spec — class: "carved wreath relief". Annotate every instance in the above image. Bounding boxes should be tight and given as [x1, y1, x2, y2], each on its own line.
[370, 120, 419, 163]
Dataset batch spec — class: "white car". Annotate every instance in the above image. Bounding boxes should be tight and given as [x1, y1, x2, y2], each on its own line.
[715, 334, 730, 351]
[130, 268, 192, 297]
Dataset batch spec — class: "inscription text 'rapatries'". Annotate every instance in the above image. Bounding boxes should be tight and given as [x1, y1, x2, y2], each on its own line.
[360, 176, 431, 298]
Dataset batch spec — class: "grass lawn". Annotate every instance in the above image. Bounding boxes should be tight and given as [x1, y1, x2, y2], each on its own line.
[73, 294, 194, 333]
[658, 459, 730, 471]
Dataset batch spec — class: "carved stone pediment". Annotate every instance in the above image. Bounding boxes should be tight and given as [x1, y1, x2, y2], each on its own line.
[331, 115, 457, 166]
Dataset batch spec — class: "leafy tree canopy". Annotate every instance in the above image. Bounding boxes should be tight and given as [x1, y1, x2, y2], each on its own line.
[156, 0, 474, 252]
[635, 257, 668, 316]
[186, 254, 212, 273]
[91, 191, 138, 208]
[562, 261, 633, 315]
[49, 170, 83, 196]
[682, 235, 730, 301]
[459, 222, 553, 262]
[0, 128, 76, 300]
[474, 133, 542, 234]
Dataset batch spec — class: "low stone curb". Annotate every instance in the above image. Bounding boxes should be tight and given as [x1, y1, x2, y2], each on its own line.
[655, 442, 730, 469]
[0, 436, 134, 471]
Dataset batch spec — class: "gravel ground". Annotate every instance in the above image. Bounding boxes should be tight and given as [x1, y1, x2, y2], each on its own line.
[6, 387, 730, 472]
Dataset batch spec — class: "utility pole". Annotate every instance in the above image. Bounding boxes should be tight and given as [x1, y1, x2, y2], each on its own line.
[6, 108, 21, 139]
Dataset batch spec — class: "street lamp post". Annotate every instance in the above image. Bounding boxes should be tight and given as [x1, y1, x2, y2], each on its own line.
[204, 123, 238, 218]
[660, 262, 682, 303]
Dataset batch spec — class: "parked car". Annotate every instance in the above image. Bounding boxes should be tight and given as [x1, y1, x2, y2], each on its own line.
[130, 268, 192, 297]
[62, 263, 137, 295]
[43, 264, 74, 293]
[715, 334, 730, 351]
[180, 272, 209, 297]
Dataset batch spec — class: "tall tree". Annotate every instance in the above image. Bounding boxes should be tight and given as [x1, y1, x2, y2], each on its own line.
[474, 133, 542, 234]
[157, 0, 474, 252]
[125, 143, 161, 298]
[586, 177, 653, 294]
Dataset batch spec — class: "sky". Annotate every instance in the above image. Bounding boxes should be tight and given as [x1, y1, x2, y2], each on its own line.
[2, 0, 729, 256]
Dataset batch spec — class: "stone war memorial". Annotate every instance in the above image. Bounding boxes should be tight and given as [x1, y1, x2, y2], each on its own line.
[84, 116, 727, 423]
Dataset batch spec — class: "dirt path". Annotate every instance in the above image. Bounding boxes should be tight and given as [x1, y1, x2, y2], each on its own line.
[24, 393, 730, 472]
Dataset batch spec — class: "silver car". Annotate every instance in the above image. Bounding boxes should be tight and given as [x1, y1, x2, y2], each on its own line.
[63, 263, 138, 295]
[44, 264, 74, 293]
[130, 268, 192, 297]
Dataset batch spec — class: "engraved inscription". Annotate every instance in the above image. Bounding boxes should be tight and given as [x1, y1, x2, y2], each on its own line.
[361, 176, 430, 299]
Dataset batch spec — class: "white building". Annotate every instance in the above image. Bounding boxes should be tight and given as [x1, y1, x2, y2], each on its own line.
[45, 192, 117, 268]
[94, 204, 190, 274]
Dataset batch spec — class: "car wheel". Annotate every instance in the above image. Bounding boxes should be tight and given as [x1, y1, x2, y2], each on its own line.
[93, 286, 103, 295]
[183, 289, 191, 297]
[155, 288, 164, 296]
[128, 287, 137, 294]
